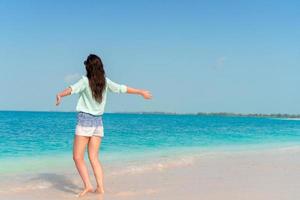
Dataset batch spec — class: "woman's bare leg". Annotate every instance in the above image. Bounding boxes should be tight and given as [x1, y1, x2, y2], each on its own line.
[88, 136, 105, 193]
[73, 135, 94, 197]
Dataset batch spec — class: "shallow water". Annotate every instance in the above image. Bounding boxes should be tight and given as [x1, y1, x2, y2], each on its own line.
[1, 111, 300, 174]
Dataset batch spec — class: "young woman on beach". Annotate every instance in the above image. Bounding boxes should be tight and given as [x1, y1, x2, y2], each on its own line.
[55, 54, 152, 197]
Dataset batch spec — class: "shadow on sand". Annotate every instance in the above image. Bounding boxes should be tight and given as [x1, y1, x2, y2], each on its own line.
[29, 173, 81, 194]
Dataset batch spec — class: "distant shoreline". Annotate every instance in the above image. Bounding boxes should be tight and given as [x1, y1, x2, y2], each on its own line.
[1, 110, 300, 118]
[116, 111, 300, 118]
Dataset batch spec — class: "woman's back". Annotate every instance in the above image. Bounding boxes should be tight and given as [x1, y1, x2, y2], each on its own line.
[70, 76, 127, 115]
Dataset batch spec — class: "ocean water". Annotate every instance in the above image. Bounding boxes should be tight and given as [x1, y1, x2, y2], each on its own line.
[1, 111, 300, 174]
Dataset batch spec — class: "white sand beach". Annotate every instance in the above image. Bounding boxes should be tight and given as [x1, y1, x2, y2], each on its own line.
[1, 147, 300, 200]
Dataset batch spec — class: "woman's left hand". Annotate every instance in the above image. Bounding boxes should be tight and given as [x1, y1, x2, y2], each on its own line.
[56, 94, 62, 106]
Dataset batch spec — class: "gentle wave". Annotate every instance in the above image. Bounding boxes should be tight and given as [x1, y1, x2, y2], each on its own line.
[109, 155, 198, 176]
[272, 117, 300, 121]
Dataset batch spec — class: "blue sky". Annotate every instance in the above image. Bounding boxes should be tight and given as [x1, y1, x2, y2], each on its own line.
[0, 0, 299, 114]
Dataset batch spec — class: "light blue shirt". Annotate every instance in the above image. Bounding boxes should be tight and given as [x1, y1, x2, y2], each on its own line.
[70, 76, 127, 115]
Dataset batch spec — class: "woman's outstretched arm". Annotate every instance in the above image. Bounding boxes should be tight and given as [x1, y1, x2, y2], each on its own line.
[126, 87, 152, 99]
[56, 87, 72, 106]
[56, 76, 86, 106]
[106, 78, 152, 99]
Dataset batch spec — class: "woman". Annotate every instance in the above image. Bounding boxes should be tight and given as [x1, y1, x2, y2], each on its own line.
[56, 54, 152, 197]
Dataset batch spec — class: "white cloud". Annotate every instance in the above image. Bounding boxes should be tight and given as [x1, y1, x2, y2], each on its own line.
[64, 73, 81, 84]
[212, 56, 227, 69]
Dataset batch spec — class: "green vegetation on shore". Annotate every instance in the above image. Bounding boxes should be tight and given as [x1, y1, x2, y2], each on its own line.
[116, 111, 300, 118]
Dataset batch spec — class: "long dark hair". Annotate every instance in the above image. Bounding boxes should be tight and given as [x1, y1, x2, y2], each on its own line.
[84, 54, 106, 103]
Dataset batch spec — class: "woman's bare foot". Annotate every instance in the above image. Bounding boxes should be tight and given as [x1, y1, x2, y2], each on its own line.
[77, 187, 94, 197]
[95, 187, 105, 194]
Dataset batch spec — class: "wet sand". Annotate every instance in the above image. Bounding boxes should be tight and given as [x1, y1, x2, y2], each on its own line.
[1, 148, 300, 200]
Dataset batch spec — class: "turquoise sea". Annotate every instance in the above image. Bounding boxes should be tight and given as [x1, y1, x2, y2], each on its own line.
[1, 111, 300, 174]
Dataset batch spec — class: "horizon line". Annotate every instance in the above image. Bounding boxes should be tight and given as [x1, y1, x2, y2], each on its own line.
[1, 109, 300, 117]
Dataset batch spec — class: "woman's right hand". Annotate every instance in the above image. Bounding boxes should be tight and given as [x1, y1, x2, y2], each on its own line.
[126, 86, 152, 99]
[140, 90, 152, 99]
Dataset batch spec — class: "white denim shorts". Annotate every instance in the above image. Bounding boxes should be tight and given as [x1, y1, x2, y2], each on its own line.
[75, 112, 104, 137]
